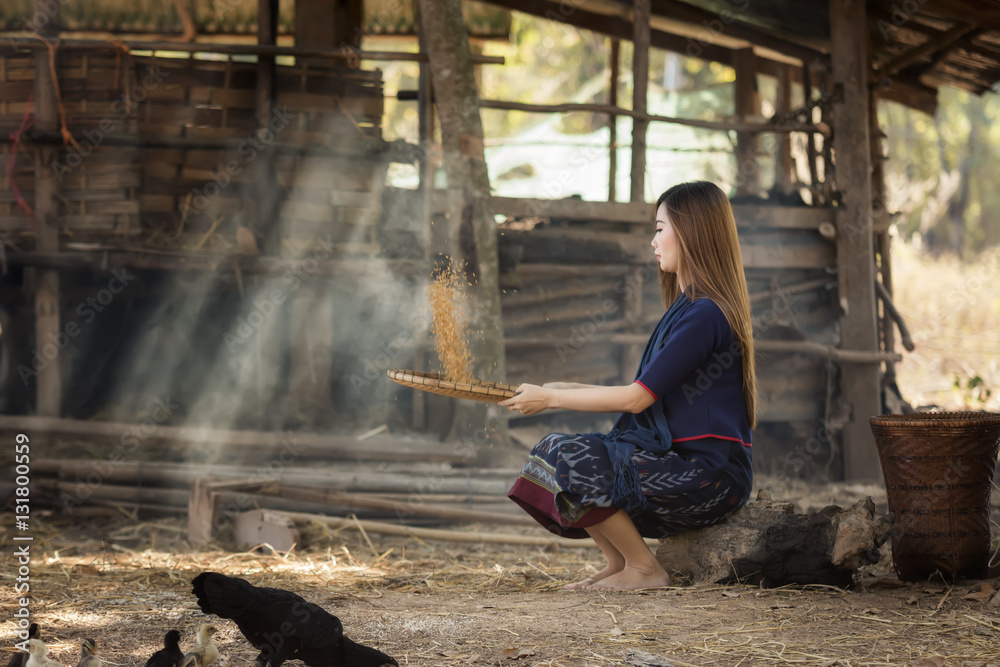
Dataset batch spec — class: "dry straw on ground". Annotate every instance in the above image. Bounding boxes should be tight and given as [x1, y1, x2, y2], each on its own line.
[428, 264, 474, 383]
[4, 512, 1000, 667]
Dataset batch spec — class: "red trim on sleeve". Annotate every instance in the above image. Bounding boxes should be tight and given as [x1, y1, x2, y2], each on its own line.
[635, 380, 658, 400]
[673, 433, 752, 447]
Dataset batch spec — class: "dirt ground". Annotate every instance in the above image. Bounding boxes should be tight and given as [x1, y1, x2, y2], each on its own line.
[3, 479, 1000, 667]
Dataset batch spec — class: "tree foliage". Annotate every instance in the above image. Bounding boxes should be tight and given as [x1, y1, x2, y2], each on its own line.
[880, 88, 1000, 256]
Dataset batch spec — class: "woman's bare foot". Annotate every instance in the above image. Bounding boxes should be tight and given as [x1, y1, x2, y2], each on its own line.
[562, 577, 595, 590]
[562, 561, 625, 590]
[585, 563, 671, 591]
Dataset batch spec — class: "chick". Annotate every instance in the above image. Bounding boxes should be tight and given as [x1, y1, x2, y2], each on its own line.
[145, 630, 183, 667]
[7, 623, 39, 667]
[24, 640, 61, 667]
[181, 625, 219, 667]
[74, 640, 99, 667]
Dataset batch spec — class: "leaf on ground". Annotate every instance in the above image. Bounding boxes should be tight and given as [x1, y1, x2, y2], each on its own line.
[962, 583, 995, 602]
[909, 657, 946, 667]
[501, 647, 535, 659]
[626, 649, 676, 667]
[609, 627, 625, 636]
[938, 610, 957, 625]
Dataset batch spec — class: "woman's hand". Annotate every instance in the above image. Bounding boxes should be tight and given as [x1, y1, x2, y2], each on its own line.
[500, 383, 551, 415]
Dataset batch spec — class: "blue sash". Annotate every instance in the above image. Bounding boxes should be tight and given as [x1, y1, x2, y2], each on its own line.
[602, 291, 692, 511]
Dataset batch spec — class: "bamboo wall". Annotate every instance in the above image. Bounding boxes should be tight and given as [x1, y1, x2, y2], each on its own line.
[0, 47, 387, 255]
[0, 52, 140, 234]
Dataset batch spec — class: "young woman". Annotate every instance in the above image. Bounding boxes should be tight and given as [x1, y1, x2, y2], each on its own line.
[500, 181, 757, 591]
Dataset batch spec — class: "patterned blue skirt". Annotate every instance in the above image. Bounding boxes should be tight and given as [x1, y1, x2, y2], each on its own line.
[508, 432, 753, 539]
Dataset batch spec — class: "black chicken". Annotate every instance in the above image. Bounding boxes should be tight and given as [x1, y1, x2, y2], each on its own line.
[190, 572, 397, 667]
[144, 631, 184, 667]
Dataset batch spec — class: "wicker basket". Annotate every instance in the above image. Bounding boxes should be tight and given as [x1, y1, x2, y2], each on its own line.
[386, 369, 518, 403]
[870, 412, 1000, 581]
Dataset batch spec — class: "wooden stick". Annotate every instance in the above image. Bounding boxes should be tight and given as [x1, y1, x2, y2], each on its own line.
[0, 415, 474, 464]
[874, 279, 915, 351]
[32, 459, 513, 496]
[265, 486, 533, 526]
[3, 131, 420, 165]
[479, 99, 826, 135]
[277, 509, 602, 549]
[503, 333, 901, 363]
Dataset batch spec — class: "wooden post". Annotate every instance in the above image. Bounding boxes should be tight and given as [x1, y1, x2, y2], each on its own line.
[830, 0, 882, 481]
[187, 477, 219, 545]
[413, 20, 436, 431]
[774, 65, 794, 196]
[256, 0, 279, 254]
[286, 0, 346, 418]
[294, 0, 363, 65]
[629, 0, 650, 203]
[802, 61, 821, 205]
[417, 0, 508, 458]
[608, 38, 620, 203]
[870, 92, 895, 386]
[33, 0, 61, 418]
[734, 47, 760, 197]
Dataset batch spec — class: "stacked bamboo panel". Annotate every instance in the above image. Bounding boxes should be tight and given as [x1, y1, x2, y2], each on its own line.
[1, 46, 388, 254]
[0, 51, 140, 236]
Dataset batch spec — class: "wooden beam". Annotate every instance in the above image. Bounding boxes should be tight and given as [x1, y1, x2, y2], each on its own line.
[873, 77, 938, 116]
[630, 0, 651, 203]
[734, 47, 760, 197]
[33, 0, 61, 418]
[646, 0, 826, 63]
[830, 0, 882, 482]
[4, 129, 418, 163]
[474, 194, 835, 229]
[7, 250, 428, 277]
[477, 99, 826, 134]
[475, 0, 799, 73]
[4, 37, 505, 64]
[0, 414, 475, 463]
[875, 22, 979, 80]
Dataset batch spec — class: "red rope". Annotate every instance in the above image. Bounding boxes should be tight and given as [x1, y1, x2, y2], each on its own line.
[6, 93, 38, 228]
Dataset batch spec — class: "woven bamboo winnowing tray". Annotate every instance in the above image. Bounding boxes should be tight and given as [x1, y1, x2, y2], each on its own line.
[387, 369, 518, 403]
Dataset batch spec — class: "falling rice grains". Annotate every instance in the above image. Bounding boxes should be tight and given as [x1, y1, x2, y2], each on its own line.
[428, 265, 474, 383]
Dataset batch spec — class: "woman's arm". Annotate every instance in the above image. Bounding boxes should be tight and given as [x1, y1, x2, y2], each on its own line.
[542, 382, 606, 390]
[500, 382, 655, 416]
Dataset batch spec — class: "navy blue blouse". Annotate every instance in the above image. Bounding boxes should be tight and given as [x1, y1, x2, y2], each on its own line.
[635, 297, 752, 450]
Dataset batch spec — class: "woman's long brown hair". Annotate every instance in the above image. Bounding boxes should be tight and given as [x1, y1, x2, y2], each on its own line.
[656, 181, 758, 428]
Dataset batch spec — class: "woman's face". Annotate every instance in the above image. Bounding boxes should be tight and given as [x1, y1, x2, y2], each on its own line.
[651, 202, 680, 274]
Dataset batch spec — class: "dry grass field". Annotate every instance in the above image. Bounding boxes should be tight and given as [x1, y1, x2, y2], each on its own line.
[890, 243, 1000, 413]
